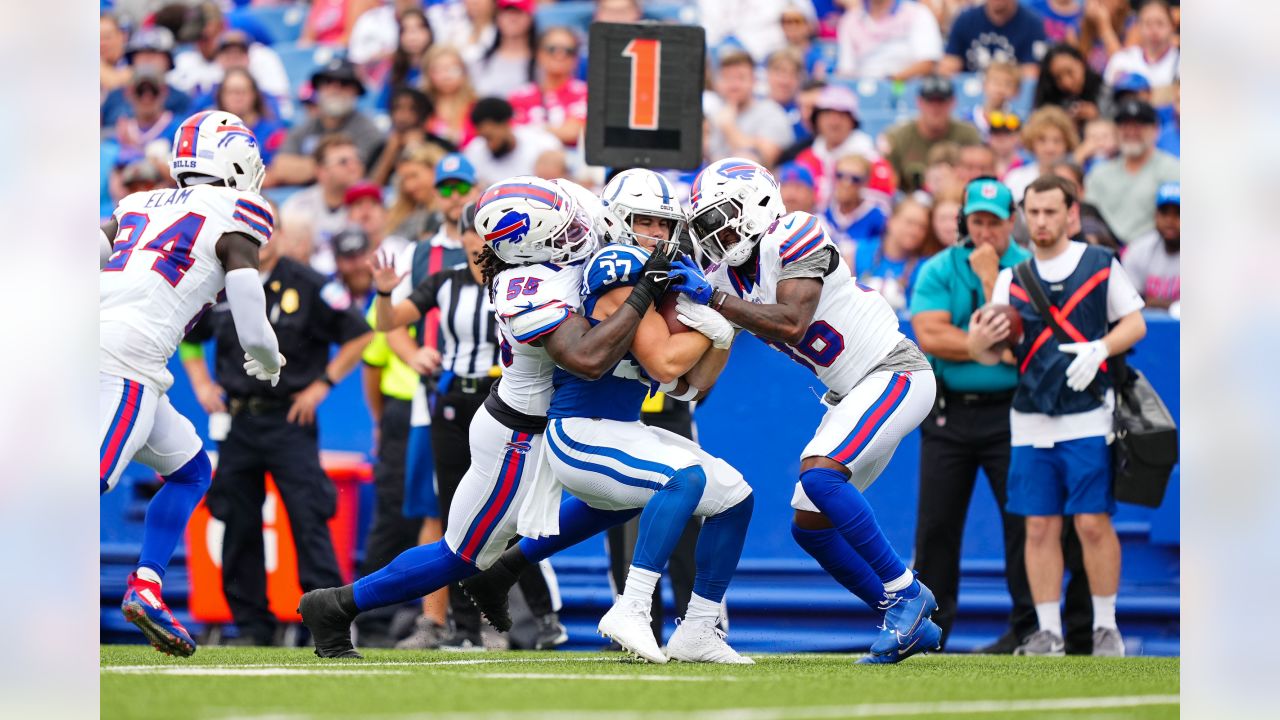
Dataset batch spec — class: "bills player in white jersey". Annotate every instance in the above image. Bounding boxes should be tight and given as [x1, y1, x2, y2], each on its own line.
[671, 157, 944, 664]
[299, 176, 678, 658]
[100, 110, 285, 657]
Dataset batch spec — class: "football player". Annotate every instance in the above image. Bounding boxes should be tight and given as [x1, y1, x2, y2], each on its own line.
[299, 176, 676, 658]
[671, 157, 944, 664]
[101, 110, 284, 657]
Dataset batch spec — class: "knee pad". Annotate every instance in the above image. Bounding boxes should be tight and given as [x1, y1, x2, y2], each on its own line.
[799, 467, 846, 501]
[669, 464, 708, 497]
[166, 451, 212, 493]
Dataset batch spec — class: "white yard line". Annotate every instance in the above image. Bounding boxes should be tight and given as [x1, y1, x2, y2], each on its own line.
[459, 672, 742, 683]
[104, 657, 614, 673]
[103, 667, 409, 677]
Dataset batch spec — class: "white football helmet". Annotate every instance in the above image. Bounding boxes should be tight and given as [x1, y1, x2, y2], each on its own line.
[687, 157, 784, 267]
[475, 176, 597, 265]
[169, 110, 266, 194]
[599, 169, 686, 254]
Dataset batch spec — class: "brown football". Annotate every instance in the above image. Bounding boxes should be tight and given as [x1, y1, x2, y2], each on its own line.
[985, 303, 1024, 352]
[657, 291, 693, 334]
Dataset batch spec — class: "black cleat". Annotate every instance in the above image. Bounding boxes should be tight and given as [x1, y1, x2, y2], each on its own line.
[298, 587, 362, 659]
[532, 612, 569, 650]
[458, 565, 519, 632]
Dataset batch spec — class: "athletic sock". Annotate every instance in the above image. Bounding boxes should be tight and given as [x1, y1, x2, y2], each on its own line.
[790, 523, 886, 612]
[798, 467, 908, 583]
[138, 452, 212, 580]
[1035, 601, 1063, 637]
[621, 566, 660, 605]
[352, 541, 477, 611]
[684, 593, 722, 624]
[135, 567, 162, 586]
[631, 465, 706, 573]
[884, 569, 918, 596]
[1091, 594, 1118, 630]
[517, 496, 639, 562]
[691, 494, 754, 604]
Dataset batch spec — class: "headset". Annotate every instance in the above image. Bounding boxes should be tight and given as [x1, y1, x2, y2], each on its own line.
[958, 175, 1016, 248]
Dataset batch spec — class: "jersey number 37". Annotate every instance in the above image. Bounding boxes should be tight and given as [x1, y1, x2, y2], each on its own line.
[103, 211, 206, 287]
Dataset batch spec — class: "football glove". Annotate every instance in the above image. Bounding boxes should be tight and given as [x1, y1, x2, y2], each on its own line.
[1058, 340, 1108, 392]
[667, 255, 714, 305]
[676, 294, 735, 349]
[243, 352, 287, 387]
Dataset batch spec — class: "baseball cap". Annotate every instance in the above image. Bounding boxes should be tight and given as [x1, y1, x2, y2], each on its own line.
[344, 181, 384, 206]
[918, 74, 955, 101]
[963, 178, 1014, 220]
[435, 153, 477, 186]
[121, 159, 162, 186]
[311, 58, 366, 96]
[497, 0, 535, 12]
[332, 228, 371, 258]
[1114, 99, 1158, 125]
[131, 66, 167, 92]
[125, 26, 176, 66]
[217, 30, 251, 53]
[1155, 182, 1180, 208]
[776, 163, 815, 189]
[1112, 72, 1152, 95]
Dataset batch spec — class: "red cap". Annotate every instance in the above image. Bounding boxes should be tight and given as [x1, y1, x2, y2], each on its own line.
[343, 181, 383, 206]
[497, 0, 536, 13]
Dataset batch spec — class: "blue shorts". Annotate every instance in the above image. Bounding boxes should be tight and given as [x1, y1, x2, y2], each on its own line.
[1007, 436, 1114, 516]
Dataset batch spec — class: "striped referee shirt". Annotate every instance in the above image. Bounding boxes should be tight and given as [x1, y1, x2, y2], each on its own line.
[408, 264, 499, 379]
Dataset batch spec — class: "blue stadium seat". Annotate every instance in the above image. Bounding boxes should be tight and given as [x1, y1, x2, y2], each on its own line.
[275, 43, 345, 98]
[237, 4, 308, 46]
[535, 1, 594, 32]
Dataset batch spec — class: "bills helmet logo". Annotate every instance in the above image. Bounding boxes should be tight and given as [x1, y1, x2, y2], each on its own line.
[716, 163, 758, 181]
[485, 210, 531, 248]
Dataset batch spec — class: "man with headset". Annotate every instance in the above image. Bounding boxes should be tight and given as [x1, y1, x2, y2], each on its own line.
[909, 177, 1093, 653]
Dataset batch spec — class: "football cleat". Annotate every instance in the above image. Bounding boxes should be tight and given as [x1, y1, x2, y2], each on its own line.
[298, 588, 362, 659]
[532, 613, 569, 650]
[121, 572, 196, 657]
[665, 619, 754, 664]
[598, 597, 666, 664]
[458, 565, 518, 633]
[858, 580, 943, 665]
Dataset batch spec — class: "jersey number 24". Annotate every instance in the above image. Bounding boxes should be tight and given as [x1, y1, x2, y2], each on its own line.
[103, 211, 206, 287]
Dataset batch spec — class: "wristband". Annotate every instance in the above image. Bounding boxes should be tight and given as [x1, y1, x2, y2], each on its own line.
[669, 384, 700, 401]
[319, 374, 336, 388]
[711, 290, 728, 310]
[376, 289, 392, 297]
[623, 275, 660, 317]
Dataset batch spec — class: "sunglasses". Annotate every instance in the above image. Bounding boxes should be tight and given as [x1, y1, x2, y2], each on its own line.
[988, 110, 1022, 132]
[540, 44, 578, 57]
[438, 181, 473, 197]
[835, 172, 865, 184]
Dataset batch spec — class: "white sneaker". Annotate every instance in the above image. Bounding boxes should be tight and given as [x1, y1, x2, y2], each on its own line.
[665, 619, 754, 664]
[598, 597, 666, 664]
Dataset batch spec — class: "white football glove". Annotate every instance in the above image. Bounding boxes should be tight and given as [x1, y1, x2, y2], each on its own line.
[675, 294, 735, 349]
[1058, 340, 1108, 392]
[243, 352, 287, 387]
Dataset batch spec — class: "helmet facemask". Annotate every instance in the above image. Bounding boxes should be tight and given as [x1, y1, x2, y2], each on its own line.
[690, 198, 755, 267]
[545, 206, 597, 264]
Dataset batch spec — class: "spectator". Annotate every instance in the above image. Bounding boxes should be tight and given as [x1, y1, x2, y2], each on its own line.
[835, 0, 944, 80]
[119, 159, 165, 196]
[779, 1, 836, 80]
[1078, 0, 1132, 74]
[169, 2, 289, 100]
[1083, 99, 1178, 243]
[377, 7, 434, 110]
[431, 0, 498, 66]
[281, 134, 368, 275]
[301, 0, 380, 47]
[707, 49, 795, 167]
[1121, 181, 1179, 308]
[1003, 105, 1078, 200]
[1156, 78, 1178, 158]
[1073, 116, 1116, 174]
[969, 60, 1022, 136]
[1109, 71, 1151, 106]
[765, 49, 807, 143]
[368, 88, 458, 188]
[595, 0, 644, 23]
[1103, 0, 1179, 90]
[387, 144, 449, 243]
[345, 180, 412, 260]
[533, 148, 571, 181]
[919, 0, 977, 35]
[942, 0, 1048, 78]
[470, 0, 537, 98]
[464, 97, 562, 186]
[214, 69, 288, 167]
[1028, 0, 1084, 44]
[1051, 160, 1121, 249]
[101, 26, 191, 127]
[922, 142, 961, 198]
[271, 59, 383, 186]
[788, 79, 828, 145]
[185, 31, 292, 120]
[1033, 43, 1107, 133]
[101, 12, 132, 96]
[699, 0, 791, 64]
[347, 0, 425, 78]
[824, 153, 889, 256]
[109, 68, 182, 168]
[793, 85, 877, 205]
[423, 45, 479, 148]
[880, 75, 982, 194]
[988, 110, 1029, 178]
[509, 27, 588, 147]
[777, 163, 819, 215]
[854, 197, 933, 312]
[325, 229, 377, 310]
[968, 174, 1147, 658]
[956, 143, 997, 186]
[929, 182, 965, 248]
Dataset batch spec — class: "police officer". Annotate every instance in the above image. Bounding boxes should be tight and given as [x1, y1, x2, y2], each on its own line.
[182, 231, 372, 646]
[909, 177, 1092, 653]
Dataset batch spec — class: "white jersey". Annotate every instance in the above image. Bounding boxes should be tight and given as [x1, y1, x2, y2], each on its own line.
[707, 211, 903, 397]
[101, 185, 273, 392]
[492, 261, 585, 416]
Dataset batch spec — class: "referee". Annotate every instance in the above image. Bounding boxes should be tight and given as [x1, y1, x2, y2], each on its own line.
[369, 202, 565, 651]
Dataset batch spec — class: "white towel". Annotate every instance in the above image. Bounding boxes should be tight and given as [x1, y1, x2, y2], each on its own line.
[516, 437, 562, 538]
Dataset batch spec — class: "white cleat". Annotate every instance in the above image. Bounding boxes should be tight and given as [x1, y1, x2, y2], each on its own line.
[665, 619, 755, 664]
[598, 597, 667, 664]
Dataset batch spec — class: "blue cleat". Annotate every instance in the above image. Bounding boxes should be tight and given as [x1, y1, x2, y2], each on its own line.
[857, 580, 942, 665]
[121, 572, 196, 657]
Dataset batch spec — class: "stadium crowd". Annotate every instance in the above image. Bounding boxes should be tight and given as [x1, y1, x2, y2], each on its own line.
[100, 0, 1180, 653]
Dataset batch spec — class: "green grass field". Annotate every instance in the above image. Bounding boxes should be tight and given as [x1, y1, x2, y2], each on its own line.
[101, 646, 1179, 719]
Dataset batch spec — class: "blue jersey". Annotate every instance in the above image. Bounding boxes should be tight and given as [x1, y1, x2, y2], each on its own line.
[547, 244, 654, 422]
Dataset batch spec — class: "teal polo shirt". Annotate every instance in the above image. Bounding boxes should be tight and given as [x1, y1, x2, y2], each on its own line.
[909, 241, 1031, 393]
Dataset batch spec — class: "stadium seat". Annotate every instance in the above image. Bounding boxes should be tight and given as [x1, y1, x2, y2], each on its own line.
[275, 43, 345, 99]
[238, 4, 308, 46]
[535, 1, 594, 33]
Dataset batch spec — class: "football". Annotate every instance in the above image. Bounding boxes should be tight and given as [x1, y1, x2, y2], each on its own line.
[985, 304, 1023, 352]
[657, 291, 692, 334]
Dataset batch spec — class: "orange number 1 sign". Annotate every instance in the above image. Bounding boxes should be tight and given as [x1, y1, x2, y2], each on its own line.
[622, 38, 661, 130]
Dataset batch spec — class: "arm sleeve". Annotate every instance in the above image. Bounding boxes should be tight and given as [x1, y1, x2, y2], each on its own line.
[1107, 258, 1146, 321]
[224, 267, 281, 370]
[778, 245, 837, 281]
